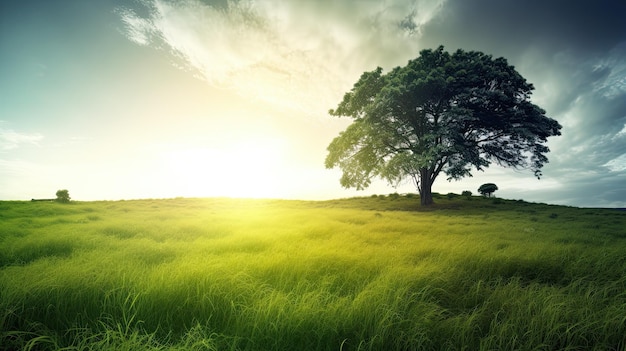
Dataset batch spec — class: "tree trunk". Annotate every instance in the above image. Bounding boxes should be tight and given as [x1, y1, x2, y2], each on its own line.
[419, 168, 434, 206]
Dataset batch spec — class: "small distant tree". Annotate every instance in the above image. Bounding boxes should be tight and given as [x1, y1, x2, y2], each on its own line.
[462, 190, 472, 197]
[55, 189, 71, 203]
[478, 183, 498, 197]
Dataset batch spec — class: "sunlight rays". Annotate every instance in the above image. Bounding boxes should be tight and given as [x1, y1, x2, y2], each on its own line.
[161, 138, 286, 198]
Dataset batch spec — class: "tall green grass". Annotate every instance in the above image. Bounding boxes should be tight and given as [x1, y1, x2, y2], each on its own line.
[1, 196, 625, 350]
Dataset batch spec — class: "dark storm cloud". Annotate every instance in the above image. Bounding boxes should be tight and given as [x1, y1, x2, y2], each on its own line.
[409, 0, 626, 207]
[419, 0, 626, 55]
[539, 48, 626, 206]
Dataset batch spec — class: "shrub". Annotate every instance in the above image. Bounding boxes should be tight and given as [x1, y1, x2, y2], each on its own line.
[55, 189, 71, 203]
[462, 190, 472, 197]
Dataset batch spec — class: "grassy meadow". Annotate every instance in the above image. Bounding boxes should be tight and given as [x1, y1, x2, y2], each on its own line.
[1, 194, 626, 350]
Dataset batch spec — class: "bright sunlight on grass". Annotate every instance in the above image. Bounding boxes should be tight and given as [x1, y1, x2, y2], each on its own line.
[1, 195, 626, 350]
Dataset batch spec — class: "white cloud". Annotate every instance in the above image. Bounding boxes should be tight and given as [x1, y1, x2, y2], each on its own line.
[592, 42, 626, 99]
[615, 123, 626, 139]
[117, 7, 156, 45]
[117, 0, 446, 117]
[0, 128, 43, 151]
[604, 154, 626, 172]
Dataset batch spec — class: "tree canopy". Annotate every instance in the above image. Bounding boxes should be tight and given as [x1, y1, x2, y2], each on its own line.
[325, 46, 562, 206]
[55, 189, 71, 203]
[478, 183, 498, 197]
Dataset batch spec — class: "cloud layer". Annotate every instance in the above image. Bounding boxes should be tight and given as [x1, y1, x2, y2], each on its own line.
[118, 0, 446, 117]
[0, 127, 43, 151]
[116, 0, 626, 207]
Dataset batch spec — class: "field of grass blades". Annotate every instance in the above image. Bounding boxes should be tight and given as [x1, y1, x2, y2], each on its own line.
[1, 195, 626, 350]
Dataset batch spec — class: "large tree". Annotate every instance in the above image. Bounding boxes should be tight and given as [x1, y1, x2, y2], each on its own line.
[325, 46, 562, 206]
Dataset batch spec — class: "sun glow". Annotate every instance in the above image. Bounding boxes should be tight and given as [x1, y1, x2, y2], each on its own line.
[161, 138, 287, 198]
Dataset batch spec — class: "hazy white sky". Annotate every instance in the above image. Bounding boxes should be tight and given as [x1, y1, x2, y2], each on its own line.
[1, 0, 625, 207]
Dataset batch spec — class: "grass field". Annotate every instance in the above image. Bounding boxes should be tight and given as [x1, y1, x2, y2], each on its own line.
[1, 194, 626, 350]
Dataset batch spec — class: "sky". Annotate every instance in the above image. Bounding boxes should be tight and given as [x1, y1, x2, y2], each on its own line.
[1, 0, 625, 207]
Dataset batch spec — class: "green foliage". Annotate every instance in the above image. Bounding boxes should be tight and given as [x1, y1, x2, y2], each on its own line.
[1, 197, 625, 350]
[478, 183, 499, 197]
[55, 189, 71, 203]
[462, 190, 472, 197]
[388, 192, 401, 200]
[326, 46, 562, 206]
